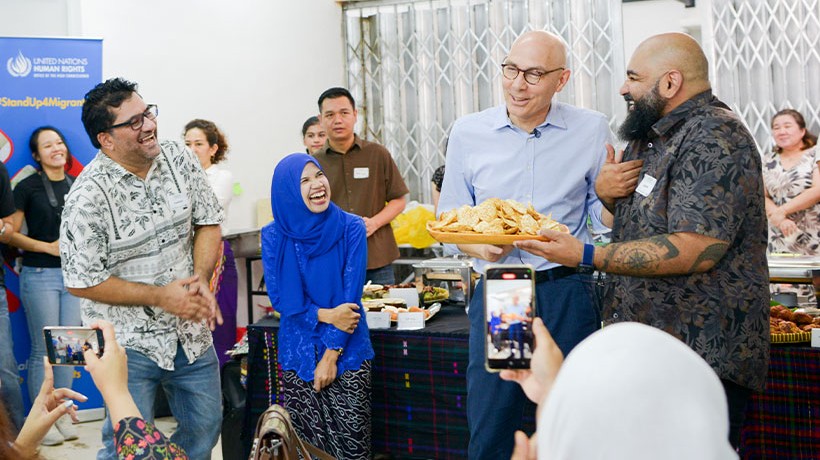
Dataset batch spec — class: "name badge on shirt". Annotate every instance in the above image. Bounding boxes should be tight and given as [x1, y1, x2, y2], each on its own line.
[635, 174, 657, 197]
[168, 193, 189, 211]
[353, 167, 370, 179]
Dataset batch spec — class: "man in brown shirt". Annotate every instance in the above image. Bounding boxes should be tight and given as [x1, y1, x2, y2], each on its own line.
[313, 87, 408, 284]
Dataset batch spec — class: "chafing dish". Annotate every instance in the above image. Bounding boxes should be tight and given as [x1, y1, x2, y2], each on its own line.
[413, 257, 474, 306]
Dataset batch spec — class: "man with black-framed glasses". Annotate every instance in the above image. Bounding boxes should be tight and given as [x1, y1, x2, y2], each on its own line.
[59, 77, 224, 460]
[437, 30, 613, 459]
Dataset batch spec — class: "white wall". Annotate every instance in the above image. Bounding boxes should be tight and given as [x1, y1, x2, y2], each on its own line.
[78, 0, 344, 233]
[1, 0, 345, 325]
[621, 0, 710, 65]
[1, 0, 344, 232]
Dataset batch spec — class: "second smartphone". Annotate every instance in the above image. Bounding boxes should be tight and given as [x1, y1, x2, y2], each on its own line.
[484, 264, 536, 371]
[43, 326, 105, 366]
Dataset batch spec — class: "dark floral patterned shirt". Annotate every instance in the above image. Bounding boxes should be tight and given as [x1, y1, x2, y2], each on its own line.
[114, 416, 188, 459]
[604, 90, 770, 392]
[431, 165, 445, 192]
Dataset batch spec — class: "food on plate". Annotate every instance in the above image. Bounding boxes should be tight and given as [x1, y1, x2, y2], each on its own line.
[362, 299, 384, 311]
[409, 305, 433, 319]
[422, 286, 449, 303]
[362, 283, 388, 300]
[428, 198, 568, 236]
[792, 312, 813, 325]
[382, 304, 407, 321]
[380, 298, 407, 307]
[770, 305, 819, 335]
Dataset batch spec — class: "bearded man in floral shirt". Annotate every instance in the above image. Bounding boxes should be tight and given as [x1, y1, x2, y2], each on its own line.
[518, 33, 769, 451]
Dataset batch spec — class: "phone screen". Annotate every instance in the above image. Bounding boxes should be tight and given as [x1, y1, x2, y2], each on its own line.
[43, 327, 105, 366]
[484, 265, 535, 370]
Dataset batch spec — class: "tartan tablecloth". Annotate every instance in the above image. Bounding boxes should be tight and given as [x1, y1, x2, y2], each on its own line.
[247, 313, 818, 460]
[740, 345, 820, 460]
[245, 306, 535, 459]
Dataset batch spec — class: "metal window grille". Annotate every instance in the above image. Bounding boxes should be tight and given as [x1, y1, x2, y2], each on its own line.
[342, 0, 625, 203]
[711, 0, 820, 153]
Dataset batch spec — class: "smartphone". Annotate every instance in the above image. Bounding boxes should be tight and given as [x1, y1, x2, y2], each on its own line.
[484, 264, 536, 371]
[43, 327, 105, 366]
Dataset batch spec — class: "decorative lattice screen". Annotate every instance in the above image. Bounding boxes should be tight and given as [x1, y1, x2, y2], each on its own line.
[711, 0, 820, 154]
[342, 0, 625, 203]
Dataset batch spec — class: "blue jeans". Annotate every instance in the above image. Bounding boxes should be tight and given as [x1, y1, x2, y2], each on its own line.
[365, 264, 395, 285]
[20, 267, 81, 398]
[97, 344, 222, 460]
[0, 288, 24, 430]
[467, 274, 600, 459]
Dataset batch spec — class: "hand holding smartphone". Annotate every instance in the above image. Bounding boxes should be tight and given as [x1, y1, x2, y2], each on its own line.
[484, 264, 536, 371]
[43, 327, 105, 366]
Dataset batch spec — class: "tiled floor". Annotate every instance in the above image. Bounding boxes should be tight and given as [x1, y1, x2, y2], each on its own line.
[39, 417, 223, 459]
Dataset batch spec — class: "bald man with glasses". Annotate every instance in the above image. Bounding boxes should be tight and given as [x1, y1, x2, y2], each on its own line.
[437, 31, 613, 459]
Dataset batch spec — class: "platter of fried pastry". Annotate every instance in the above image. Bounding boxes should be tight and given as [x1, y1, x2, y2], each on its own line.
[362, 284, 441, 322]
[770, 304, 820, 344]
[427, 198, 569, 245]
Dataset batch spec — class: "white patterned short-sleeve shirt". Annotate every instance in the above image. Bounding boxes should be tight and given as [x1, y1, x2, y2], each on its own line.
[60, 140, 224, 370]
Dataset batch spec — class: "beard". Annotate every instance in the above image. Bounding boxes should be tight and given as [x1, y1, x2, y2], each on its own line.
[618, 82, 666, 142]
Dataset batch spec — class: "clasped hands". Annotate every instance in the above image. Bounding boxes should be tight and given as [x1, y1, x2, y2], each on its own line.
[767, 208, 799, 237]
[159, 274, 222, 330]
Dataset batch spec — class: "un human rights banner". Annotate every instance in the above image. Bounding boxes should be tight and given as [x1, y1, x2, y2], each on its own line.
[0, 36, 102, 417]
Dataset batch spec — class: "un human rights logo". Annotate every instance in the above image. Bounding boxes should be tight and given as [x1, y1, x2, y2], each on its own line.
[7, 50, 32, 77]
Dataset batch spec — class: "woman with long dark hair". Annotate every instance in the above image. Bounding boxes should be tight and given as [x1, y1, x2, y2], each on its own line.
[9, 126, 80, 446]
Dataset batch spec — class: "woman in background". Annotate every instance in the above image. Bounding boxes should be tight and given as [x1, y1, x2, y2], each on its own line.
[302, 116, 327, 154]
[763, 109, 820, 302]
[10, 126, 80, 446]
[262, 153, 373, 459]
[184, 119, 238, 368]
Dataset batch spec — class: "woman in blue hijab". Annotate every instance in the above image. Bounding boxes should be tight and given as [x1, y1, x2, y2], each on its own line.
[261, 153, 373, 459]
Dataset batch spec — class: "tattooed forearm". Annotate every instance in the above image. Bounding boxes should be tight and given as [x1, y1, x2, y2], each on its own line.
[688, 242, 728, 271]
[600, 235, 681, 276]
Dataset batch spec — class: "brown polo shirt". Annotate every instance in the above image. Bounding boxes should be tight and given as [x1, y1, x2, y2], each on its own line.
[313, 135, 409, 269]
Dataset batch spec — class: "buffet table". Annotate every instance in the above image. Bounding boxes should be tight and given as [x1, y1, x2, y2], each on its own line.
[244, 305, 536, 459]
[244, 308, 818, 460]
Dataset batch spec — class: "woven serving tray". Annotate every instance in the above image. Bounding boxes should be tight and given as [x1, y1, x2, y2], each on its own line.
[770, 331, 812, 344]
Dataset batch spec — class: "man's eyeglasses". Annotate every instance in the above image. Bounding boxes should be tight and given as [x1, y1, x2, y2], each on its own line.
[501, 64, 564, 85]
[106, 104, 158, 131]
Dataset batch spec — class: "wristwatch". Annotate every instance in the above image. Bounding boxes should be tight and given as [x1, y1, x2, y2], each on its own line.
[330, 347, 344, 357]
[577, 243, 595, 274]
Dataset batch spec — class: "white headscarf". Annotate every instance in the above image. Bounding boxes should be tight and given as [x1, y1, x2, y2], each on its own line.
[538, 322, 738, 460]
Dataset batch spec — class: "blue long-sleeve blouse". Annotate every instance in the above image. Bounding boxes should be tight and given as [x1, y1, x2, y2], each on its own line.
[261, 212, 374, 381]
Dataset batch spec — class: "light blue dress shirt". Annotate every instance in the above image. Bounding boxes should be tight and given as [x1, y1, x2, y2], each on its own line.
[438, 102, 612, 274]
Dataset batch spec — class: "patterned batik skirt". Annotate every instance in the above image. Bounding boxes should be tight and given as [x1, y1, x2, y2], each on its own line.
[282, 360, 372, 459]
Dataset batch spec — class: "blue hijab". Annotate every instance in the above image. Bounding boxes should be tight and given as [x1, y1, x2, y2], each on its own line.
[266, 153, 346, 315]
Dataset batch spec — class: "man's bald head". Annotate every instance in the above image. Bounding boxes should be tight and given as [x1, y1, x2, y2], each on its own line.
[632, 32, 710, 93]
[510, 30, 568, 69]
[618, 33, 712, 140]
